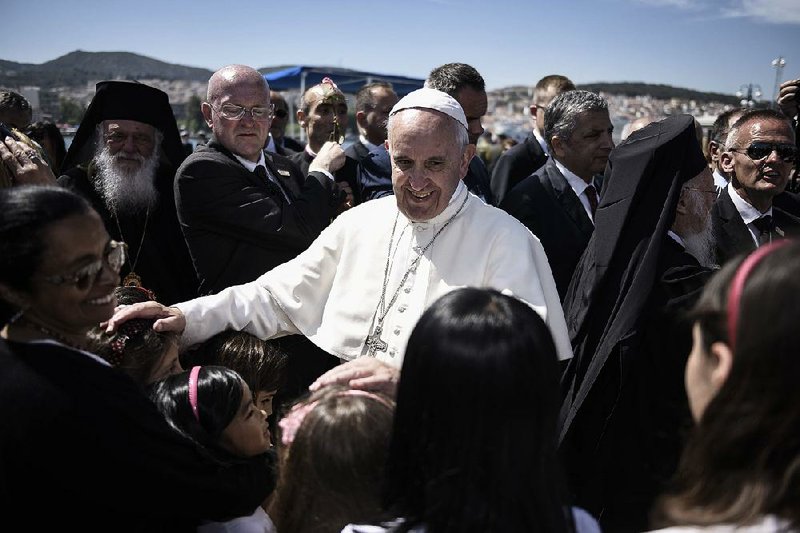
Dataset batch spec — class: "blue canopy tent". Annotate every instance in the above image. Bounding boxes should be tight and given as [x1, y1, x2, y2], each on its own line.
[263, 66, 425, 143]
[263, 65, 425, 97]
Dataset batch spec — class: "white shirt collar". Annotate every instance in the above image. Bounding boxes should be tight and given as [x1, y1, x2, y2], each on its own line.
[359, 135, 382, 153]
[712, 169, 728, 190]
[233, 150, 266, 172]
[554, 159, 592, 195]
[533, 128, 549, 156]
[727, 181, 772, 224]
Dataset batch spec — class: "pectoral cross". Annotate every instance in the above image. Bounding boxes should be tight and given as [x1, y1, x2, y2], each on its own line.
[365, 324, 388, 357]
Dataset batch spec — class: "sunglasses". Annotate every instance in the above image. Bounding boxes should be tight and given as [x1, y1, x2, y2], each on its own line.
[730, 141, 798, 163]
[41, 241, 128, 290]
[273, 108, 288, 119]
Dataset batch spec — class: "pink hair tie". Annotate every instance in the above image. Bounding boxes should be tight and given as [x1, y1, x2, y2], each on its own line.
[188, 366, 201, 423]
[726, 241, 790, 352]
[278, 389, 394, 447]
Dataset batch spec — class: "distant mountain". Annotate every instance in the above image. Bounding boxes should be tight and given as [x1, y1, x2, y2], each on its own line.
[577, 82, 741, 106]
[1, 50, 741, 107]
[0, 50, 213, 88]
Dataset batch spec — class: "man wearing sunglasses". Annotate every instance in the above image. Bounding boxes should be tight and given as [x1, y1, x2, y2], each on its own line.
[266, 91, 303, 156]
[712, 109, 800, 265]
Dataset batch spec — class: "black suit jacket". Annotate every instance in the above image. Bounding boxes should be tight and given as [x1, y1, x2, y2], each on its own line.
[490, 133, 548, 205]
[344, 139, 371, 164]
[0, 338, 272, 530]
[712, 187, 800, 266]
[176, 137, 337, 295]
[289, 148, 362, 205]
[500, 159, 594, 299]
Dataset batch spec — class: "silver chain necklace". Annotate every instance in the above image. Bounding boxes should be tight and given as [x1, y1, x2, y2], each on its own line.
[365, 192, 469, 356]
[111, 206, 150, 288]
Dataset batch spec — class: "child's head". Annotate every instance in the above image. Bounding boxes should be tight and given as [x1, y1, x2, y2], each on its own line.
[149, 365, 271, 460]
[194, 331, 287, 417]
[387, 287, 567, 531]
[270, 385, 395, 533]
[86, 286, 180, 385]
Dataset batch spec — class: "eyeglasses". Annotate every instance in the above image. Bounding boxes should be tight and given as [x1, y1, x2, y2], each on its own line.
[730, 141, 798, 163]
[210, 103, 273, 121]
[41, 241, 128, 290]
[272, 108, 288, 119]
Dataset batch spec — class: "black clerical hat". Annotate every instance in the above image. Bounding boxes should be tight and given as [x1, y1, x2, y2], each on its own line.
[62, 80, 185, 173]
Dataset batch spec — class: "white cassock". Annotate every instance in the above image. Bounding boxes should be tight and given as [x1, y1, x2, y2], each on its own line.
[178, 182, 572, 365]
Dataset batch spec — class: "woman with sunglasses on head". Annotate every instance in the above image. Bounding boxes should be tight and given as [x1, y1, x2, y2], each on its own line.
[650, 240, 800, 531]
[0, 185, 273, 531]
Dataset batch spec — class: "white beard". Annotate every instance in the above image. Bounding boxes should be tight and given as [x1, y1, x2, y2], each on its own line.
[682, 216, 716, 269]
[92, 144, 159, 214]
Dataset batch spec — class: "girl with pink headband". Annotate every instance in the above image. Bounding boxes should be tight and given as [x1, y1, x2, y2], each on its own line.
[652, 240, 800, 530]
[149, 365, 276, 532]
[269, 384, 395, 533]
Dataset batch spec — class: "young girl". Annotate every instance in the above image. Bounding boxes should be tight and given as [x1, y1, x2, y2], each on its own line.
[192, 330, 288, 420]
[346, 287, 600, 533]
[269, 385, 395, 533]
[86, 285, 181, 385]
[651, 241, 800, 531]
[149, 365, 276, 533]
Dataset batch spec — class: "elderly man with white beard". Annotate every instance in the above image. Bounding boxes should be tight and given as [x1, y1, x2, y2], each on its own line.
[58, 81, 198, 304]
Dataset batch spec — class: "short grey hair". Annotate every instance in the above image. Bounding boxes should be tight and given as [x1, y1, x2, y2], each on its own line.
[387, 108, 468, 149]
[544, 90, 608, 151]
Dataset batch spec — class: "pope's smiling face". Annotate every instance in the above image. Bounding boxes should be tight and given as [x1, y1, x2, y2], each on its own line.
[388, 109, 473, 221]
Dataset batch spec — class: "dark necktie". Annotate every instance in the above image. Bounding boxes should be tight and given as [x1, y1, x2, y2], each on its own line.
[254, 165, 286, 201]
[585, 184, 599, 217]
[752, 215, 775, 246]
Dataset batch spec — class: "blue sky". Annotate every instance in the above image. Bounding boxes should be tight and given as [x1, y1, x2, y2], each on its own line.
[2, 0, 798, 100]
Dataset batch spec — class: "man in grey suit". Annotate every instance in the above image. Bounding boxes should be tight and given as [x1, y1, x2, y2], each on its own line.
[501, 90, 614, 299]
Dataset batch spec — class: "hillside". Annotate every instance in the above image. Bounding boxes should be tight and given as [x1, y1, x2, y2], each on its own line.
[0, 51, 741, 106]
[0, 50, 213, 88]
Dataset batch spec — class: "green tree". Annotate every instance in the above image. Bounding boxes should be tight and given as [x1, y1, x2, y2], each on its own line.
[58, 97, 85, 125]
[184, 94, 208, 134]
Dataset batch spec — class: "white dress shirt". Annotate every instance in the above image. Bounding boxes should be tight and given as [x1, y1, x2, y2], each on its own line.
[554, 159, 597, 223]
[727, 182, 773, 246]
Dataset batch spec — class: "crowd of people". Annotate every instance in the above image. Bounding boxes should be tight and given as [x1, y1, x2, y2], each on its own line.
[1, 66, 799, 532]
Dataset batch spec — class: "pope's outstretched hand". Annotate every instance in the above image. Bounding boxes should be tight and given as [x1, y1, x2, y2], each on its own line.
[310, 357, 400, 399]
[104, 301, 186, 334]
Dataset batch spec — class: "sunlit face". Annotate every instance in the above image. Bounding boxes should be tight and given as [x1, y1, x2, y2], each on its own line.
[298, 87, 348, 150]
[388, 109, 473, 221]
[553, 110, 614, 181]
[360, 87, 398, 145]
[254, 389, 277, 418]
[269, 94, 290, 139]
[203, 80, 271, 162]
[531, 85, 559, 134]
[23, 211, 120, 337]
[722, 119, 795, 206]
[219, 383, 271, 456]
[146, 338, 182, 384]
[454, 86, 488, 145]
[102, 120, 156, 171]
[685, 323, 719, 422]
